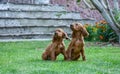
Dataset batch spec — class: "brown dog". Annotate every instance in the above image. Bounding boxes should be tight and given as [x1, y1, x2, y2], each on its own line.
[42, 28, 70, 61]
[66, 22, 89, 61]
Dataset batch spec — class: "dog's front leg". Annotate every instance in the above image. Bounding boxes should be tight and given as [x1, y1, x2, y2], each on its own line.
[51, 51, 56, 61]
[80, 47, 86, 61]
[67, 48, 73, 61]
[61, 48, 67, 60]
[63, 51, 67, 60]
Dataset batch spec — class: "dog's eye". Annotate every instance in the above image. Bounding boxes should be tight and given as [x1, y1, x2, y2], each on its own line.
[57, 30, 61, 32]
[76, 24, 78, 26]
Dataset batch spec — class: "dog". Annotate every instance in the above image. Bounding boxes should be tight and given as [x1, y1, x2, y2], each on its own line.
[66, 22, 89, 61]
[42, 28, 70, 61]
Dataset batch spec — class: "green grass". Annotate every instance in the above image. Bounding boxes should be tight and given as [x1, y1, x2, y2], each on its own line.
[0, 40, 120, 74]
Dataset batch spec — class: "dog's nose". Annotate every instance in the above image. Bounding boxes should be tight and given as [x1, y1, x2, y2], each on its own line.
[70, 24, 73, 27]
[55, 32, 57, 35]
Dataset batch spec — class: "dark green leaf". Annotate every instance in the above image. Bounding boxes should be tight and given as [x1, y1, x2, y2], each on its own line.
[77, 0, 81, 2]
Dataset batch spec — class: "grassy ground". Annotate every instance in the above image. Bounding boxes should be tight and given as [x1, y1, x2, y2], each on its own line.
[0, 40, 120, 74]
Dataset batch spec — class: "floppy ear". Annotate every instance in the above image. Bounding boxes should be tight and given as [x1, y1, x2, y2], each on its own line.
[52, 34, 57, 42]
[81, 26, 89, 37]
[63, 32, 71, 40]
[72, 32, 75, 38]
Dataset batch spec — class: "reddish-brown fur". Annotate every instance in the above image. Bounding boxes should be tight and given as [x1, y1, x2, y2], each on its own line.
[42, 28, 70, 61]
[66, 22, 89, 61]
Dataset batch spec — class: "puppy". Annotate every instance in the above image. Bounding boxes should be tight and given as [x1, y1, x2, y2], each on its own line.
[42, 28, 70, 61]
[66, 22, 89, 61]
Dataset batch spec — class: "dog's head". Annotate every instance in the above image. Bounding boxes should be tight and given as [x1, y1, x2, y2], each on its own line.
[70, 22, 89, 37]
[54, 28, 70, 40]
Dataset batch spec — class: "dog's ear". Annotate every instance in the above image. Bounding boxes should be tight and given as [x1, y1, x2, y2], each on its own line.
[52, 34, 57, 42]
[81, 26, 89, 37]
[63, 32, 71, 40]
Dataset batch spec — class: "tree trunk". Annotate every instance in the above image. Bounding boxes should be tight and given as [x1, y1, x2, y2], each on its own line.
[90, 0, 120, 44]
[82, 0, 92, 8]
[100, 0, 107, 9]
[119, 34, 120, 43]
[114, 0, 119, 11]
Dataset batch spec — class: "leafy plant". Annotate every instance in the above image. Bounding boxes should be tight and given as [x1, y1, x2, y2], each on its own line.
[85, 20, 118, 42]
[114, 9, 120, 24]
[95, 20, 118, 42]
[77, 0, 81, 2]
[84, 24, 97, 41]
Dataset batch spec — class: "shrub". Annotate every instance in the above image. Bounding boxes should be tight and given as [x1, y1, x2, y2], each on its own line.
[85, 20, 118, 42]
[96, 20, 118, 42]
[84, 24, 97, 41]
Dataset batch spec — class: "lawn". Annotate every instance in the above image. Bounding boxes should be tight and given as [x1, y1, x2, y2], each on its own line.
[0, 40, 120, 74]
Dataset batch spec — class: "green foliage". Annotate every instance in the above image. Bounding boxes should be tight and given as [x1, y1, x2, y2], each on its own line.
[97, 24, 118, 42]
[77, 0, 81, 2]
[113, 9, 120, 24]
[84, 24, 97, 41]
[85, 20, 118, 42]
[0, 41, 120, 74]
